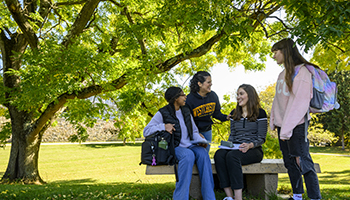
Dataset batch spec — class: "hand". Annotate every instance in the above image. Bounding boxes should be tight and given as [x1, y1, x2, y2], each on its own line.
[198, 143, 208, 149]
[227, 114, 231, 120]
[199, 133, 205, 139]
[164, 123, 175, 134]
[239, 142, 253, 153]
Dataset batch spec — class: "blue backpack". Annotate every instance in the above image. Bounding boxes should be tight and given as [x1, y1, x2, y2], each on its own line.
[294, 64, 340, 113]
[294, 64, 340, 142]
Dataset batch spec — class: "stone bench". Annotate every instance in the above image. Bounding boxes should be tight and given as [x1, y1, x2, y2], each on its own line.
[145, 159, 321, 200]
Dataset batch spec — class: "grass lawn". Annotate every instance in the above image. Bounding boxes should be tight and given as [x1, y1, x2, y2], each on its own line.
[0, 143, 349, 200]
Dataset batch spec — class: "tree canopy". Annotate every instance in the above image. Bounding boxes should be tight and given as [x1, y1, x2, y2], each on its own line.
[0, 0, 349, 183]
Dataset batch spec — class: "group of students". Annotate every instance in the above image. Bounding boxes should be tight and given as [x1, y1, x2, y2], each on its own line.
[143, 38, 322, 200]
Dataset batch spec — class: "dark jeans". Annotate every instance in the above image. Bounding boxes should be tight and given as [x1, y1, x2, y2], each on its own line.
[277, 123, 322, 199]
[214, 147, 263, 190]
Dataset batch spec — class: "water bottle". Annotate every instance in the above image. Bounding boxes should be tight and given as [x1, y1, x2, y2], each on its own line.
[159, 137, 168, 150]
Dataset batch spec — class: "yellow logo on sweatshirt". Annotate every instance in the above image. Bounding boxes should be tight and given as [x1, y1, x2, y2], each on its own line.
[192, 102, 216, 117]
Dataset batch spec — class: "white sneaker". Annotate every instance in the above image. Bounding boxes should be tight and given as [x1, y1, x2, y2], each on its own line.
[223, 197, 234, 200]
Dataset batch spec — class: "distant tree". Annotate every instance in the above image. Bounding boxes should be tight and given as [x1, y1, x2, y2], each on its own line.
[259, 83, 276, 117]
[212, 94, 236, 143]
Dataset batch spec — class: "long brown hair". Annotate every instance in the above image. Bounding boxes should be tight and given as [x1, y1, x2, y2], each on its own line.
[231, 84, 261, 122]
[271, 38, 319, 93]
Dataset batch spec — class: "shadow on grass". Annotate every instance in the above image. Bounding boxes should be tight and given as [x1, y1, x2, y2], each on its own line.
[318, 169, 350, 185]
[0, 181, 175, 200]
[1, 179, 349, 200]
[51, 178, 98, 184]
[83, 142, 142, 148]
[279, 169, 350, 185]
[0, 180, 275, 200]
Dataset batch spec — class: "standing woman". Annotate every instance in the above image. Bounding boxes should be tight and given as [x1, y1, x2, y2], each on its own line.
[186, 71, 230, 152]
[214, 84, 267, 200]
[270, 38, 322, 200]
[144, 86, 216, 200]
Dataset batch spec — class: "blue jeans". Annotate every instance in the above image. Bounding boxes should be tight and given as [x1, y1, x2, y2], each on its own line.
[277, 124, 322, 199]
[201, 130, 212, 152]
[173, 145, 215, 200]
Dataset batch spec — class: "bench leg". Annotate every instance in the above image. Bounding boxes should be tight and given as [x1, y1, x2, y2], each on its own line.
[245, 173, 278, 200]
[189, 174, 203, 200]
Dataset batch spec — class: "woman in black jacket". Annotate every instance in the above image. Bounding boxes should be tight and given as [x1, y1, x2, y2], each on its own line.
[214, 84, 267, 200]
[144, 86, 216, 200]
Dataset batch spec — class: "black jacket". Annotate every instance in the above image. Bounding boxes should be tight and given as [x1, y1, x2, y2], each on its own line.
[159, 104, 194, 147]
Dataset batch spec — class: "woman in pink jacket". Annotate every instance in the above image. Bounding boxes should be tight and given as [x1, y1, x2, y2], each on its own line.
[270, 38, 321, 200]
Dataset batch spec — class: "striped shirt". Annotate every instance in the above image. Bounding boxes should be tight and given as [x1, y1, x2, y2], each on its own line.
[228, 108, 267, 148]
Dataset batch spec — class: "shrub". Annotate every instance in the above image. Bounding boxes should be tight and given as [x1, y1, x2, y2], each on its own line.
[262, 132, 282, 159]
[308, 123, 338, 147]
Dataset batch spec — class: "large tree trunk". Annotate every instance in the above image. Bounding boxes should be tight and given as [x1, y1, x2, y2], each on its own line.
[2, 111, 44, 184]
[1, 104, 57, 184]
[0, 30, 45, 184]
[2, 108, 45, 184]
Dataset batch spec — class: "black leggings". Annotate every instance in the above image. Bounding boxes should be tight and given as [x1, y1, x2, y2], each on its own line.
[214, 147, 263, 189]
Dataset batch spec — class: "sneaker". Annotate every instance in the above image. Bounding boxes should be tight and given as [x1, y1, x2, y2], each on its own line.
[223, 197, 234, 200]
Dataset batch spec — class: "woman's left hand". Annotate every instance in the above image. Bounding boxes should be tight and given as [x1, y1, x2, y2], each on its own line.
[239, 142, 254, 153]
[198, 143, 208, 148]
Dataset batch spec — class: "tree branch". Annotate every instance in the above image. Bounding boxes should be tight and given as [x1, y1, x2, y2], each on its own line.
[5, 0, 38, 49]
[157, 30, 226, 72]
[122, 6, 147, 55]
[55, 0, 89, 6]
[61, 0, 101, 47]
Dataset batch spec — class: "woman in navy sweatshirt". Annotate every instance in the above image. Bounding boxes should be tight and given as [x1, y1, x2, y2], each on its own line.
[186, 71, 230, 152]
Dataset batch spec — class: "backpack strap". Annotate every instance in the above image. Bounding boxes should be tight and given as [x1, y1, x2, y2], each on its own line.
[304, 111, 309, 143]
[170, 132, 179, 182]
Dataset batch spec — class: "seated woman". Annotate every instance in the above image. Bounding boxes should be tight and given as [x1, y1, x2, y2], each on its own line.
[214, 84, 267, 200]
[143, 86, 216, 200]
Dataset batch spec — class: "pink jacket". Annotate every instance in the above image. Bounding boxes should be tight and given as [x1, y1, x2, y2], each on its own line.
[270, 65, 313, 140]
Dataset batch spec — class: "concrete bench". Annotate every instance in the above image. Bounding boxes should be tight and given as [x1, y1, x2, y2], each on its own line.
[145, 159, 321, 200]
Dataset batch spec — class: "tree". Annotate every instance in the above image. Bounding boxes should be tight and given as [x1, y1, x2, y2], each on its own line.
[0, 0, 349, 184]
[259, 83, 275, 118]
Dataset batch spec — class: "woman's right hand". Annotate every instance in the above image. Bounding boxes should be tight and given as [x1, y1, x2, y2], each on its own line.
[164, 123, 175, 134]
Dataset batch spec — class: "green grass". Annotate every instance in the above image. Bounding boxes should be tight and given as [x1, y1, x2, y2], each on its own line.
[0, 143, 349, 200]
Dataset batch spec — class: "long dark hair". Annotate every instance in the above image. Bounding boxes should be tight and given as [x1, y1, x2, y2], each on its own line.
[271, 38, 319, 93]
[189, 71, 211, 93]
[231, 84, 261, 122]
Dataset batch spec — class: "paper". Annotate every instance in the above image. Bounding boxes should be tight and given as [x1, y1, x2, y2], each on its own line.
[218, 144, 241, 150]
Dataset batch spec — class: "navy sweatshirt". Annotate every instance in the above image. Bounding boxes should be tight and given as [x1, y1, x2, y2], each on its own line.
[186, 91, 228, 132]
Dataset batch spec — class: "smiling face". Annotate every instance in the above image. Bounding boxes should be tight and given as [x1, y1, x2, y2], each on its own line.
[273, 50, 284, 65]
[198, 76, 212, 96]
[237, 87, 249, 108]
